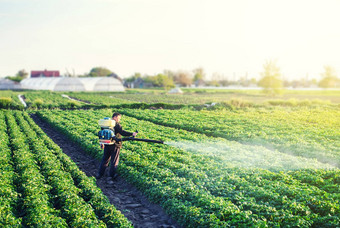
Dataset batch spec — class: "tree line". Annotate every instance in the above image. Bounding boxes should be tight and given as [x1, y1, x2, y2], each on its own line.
[124, 62, 340, 94]
[4, 63, 340, 94]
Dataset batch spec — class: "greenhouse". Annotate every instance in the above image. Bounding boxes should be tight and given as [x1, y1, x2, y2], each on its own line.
[20, 77, 125, 92]
[0, 78, 22, 90]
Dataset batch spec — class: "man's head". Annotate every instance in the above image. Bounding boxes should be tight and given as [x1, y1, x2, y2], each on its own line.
[112, 112, 121, 123]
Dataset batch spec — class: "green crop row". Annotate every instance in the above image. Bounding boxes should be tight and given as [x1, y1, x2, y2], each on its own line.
[287, 169, 340, 195]
[1, 110, 133, 227]
[0, 90, 25, 109]
[68, 90, 340, 106]
[68, 92, 201, 105]
[65, 92, 135, 106]
[19, 111, 132, 228]
[19, 91, 185, 110]
[5, 111, 68, 226]
[0, 111, 22, 227]
[117, 107, 340, 167]
[67, 92, 188, 109]
[21, 91, 84, 109]
[36, 109, 340, 227]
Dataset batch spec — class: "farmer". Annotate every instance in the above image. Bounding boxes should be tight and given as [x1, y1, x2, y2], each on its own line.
[96, 112, 137, 181]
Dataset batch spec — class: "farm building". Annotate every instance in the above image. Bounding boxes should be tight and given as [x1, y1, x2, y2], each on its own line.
[0, 78, 22, 90]
[20, 77, 125, 92]
[124, 78, 153, 88]
[31, 70, 60, 77]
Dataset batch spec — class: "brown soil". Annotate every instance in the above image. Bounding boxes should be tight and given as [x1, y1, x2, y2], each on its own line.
[31, 114, 182, 228]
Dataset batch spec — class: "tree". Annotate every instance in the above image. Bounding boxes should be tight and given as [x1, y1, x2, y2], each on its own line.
[89, 67, 112, 77]
[193, 67, 205, 81]
[174, 71, 193, 87]
[6, 69, 28, 82]
[145, 74, 174, 89]
[16, 69, 28, 78]
[192, 67, 206, 87]
[319, 65, 339, 88]
[125, 72, 142, 83]
[258, 60, 283, 95]
[163, 70, 176, 80]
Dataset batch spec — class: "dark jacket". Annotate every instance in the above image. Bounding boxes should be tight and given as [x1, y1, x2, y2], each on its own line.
[114, 122, 133, 148]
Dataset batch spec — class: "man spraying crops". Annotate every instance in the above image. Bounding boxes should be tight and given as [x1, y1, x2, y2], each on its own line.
[96, 112, 137, 182]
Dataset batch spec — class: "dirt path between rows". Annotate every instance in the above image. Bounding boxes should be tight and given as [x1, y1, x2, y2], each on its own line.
[31, 114, 182, 228]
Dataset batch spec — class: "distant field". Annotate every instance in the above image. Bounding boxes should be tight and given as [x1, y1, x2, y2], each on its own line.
[1, 89, 339, 108]
[121, 88, 340, 104]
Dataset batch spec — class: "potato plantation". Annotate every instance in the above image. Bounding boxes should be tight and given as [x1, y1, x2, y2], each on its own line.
[0, 90, 339, 227]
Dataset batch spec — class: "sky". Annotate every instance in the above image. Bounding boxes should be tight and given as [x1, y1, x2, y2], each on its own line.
[1, 0, 340, 80]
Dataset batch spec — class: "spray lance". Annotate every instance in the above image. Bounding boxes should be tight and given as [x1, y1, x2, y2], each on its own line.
[98, 117, 164, 146]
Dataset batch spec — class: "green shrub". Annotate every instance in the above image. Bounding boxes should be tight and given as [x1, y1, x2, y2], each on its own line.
[268, 98, 332, 107]
[0, 97, 13, 108]
[194, 90, 208, 94]
[298, 99, 312, 106]
[207, 99, 254, 111]
[66, 100, 81, 109]
[32, 98, 44, 108]
[311, 99, 331, 105]
[286, 98, 298, 106]
[267, 99, 297, 107]
[229, 98, 253, 108]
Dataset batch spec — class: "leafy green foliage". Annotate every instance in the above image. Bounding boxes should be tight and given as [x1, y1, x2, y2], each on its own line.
[0, 112, 22, 227]
[37, 109, 340, 227]
[118, 107, 340, 167]
[0, 110, 133, 227]
[5, 70, 28, 82]
[89, 67, 113, 77]
[145, 74, 175, 89]
[258, 60, 283, 95]
[319, 65, 340, 88]
[0, 97, 14, 108]
[5, 111, 68, 227]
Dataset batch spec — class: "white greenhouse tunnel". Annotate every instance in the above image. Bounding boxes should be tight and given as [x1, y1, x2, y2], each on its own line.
[20, 77, 125, 92]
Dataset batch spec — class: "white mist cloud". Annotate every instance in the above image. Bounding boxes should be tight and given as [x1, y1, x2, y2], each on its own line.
[166, 139, 336, 172]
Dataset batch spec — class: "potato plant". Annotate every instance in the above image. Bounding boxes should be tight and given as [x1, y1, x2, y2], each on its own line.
[118, 107, 340, 167]
[0, 110, 133, 227]
[37, 109, 340, 227]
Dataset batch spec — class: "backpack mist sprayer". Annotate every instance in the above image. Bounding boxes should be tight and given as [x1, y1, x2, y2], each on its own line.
[98, 117, 164, 146]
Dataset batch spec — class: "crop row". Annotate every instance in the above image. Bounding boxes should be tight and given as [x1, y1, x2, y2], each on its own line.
[67, 91, 339, 107]
[0, 90, 24, 109]
[37, 109, 340, 227]
[19, 111, 132, 227]
[6, 111, 72, 226]
[287, 169, 339, 196]
[0, 111, 22, 226]
[21, 91, 84, 108]
[1, 110, 132, 227]
[20, 91, 136, 109]
[68, 91, 203, 105]
[65, 92, 135, 106]
[21, 91, 187, 110]
[6, 111, 68, 226]
[117, 107, 340, 167]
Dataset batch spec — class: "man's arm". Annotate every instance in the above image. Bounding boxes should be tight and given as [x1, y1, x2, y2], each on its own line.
[114, 123, 133, 137]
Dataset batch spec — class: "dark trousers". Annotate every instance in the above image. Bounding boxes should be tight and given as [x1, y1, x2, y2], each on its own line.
[98, 144, 120, 177]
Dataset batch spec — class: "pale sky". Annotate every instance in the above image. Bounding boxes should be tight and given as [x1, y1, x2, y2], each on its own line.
[1, 0, 340, 80]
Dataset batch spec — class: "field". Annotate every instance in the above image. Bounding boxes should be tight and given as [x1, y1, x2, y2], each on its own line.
[0, 89, 339, 227]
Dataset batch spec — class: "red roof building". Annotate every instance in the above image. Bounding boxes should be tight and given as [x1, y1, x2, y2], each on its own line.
[31, 70, 60, 77]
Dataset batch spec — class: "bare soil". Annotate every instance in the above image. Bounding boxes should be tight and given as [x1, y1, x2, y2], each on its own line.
[31, 114, 182, 228]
